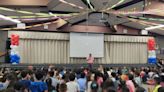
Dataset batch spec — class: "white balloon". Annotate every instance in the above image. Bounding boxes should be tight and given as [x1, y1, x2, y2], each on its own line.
[10, 51, 15, 55]
[10, 49, 16, 52]
[10, 45, 14, 49]
[11, 45, 19, 51]
[12, 62, 18, 64]
[10, 49, 19, 55]
[13, 46, 18, 50]
[14, 51, 19, 55]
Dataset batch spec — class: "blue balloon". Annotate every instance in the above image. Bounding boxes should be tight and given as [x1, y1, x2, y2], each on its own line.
[10, 54, 20, 64]
[148, 58, 156, 64]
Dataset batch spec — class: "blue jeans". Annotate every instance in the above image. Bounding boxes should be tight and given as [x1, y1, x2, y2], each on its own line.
[88, 63, 93, 70]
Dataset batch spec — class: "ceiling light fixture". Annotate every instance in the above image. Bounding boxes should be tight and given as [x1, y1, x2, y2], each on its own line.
[86, 0, 95, 11]
[104, 0, 125, 11]
[0, 14, 21, 23]
[145, 25, 164, 30]
[0, 7, 15, 11]
[49, 12, 57, 17]
[59, 0, 84, 9]
[0, 20, 58, 30]
[17, 10, 34, 14]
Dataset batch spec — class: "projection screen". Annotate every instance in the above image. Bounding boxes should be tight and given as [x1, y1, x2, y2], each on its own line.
[70, 32, 104, 57]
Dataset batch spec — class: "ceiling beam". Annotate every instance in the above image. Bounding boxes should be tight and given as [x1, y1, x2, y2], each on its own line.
[144, 0, 164, 17]
[144, 14, 164, 19]
[0, 0, 50, 6]
[113, 0, 144, 10]
[47, 0, 61, 10]
[49, 11, 78, 14]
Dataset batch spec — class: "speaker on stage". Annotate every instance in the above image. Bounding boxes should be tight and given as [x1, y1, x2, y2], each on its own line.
[5, 38, 11, 63]
[6, 38, 11, 50]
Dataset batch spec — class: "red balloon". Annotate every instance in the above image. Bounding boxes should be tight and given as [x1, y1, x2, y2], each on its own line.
[10, 34, 19, 46]
[148, 39, 155, 50]
[15, 42, 19, 46]
[11, 42, 14, 45]
[11, 34, 15, 38]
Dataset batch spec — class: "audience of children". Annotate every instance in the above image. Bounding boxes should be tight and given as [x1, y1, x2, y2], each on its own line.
[0, 65, 164, 92]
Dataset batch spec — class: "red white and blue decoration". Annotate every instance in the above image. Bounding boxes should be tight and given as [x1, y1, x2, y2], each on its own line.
[10, 34, 20, 64]
[148, 38, 156, 64]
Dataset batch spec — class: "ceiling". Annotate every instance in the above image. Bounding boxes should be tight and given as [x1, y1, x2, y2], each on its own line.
[0, 0, 164, 35]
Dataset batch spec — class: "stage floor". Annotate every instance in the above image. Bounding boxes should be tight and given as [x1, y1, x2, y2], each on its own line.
[0, 63, 156, 69]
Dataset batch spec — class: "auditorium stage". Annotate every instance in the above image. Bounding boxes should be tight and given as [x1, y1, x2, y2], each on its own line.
[0, 63, 156, 69]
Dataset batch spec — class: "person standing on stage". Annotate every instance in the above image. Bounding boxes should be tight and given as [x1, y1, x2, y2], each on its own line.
[87, 53, 94, 69]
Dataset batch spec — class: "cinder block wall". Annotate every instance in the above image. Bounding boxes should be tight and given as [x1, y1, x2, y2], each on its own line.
[155, 35, 164, 59]
[0, 31, 8, 62]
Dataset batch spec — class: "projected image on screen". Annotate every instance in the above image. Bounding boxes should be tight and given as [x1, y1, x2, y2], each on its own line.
[70, 33, 104, 57]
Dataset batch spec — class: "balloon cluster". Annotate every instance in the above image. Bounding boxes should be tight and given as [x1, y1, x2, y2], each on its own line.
[10, 34, 20, 64]
[148, 38, 156, 64]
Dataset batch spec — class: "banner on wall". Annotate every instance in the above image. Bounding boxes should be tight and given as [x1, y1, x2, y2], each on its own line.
[147, 38, 156, 64]
[10, 34, 20, 64]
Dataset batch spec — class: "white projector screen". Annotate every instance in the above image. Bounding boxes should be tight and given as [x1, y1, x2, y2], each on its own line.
[70, 32, 104, 57]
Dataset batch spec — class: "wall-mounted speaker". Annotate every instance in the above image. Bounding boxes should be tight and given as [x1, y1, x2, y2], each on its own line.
[6, 38, 11, 50]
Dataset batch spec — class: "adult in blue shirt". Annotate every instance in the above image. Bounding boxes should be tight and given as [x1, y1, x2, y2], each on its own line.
[77, 72, 87, 92]
[19, 70, 31, 90]
[30, 70, 48, 92]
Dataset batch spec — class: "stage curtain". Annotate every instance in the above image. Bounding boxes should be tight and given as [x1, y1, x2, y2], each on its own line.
[108, 42, 147, 64]
[19, 39, 69, 64]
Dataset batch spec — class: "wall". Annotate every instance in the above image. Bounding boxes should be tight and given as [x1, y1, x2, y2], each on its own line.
[0, 31, 8, 62]
[155, 35, 164, 59]
[8, 31, 150, 64]
[156, 35, 164, 48]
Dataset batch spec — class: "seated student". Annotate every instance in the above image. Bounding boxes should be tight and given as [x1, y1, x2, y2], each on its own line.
[90, 81, 99, 92]
[135, 86, 146, 92]
[66, 73, 80, 92]
[0, 73, 15, 91]
[102, 79, 115, 92]
[111, 72, 118, 90]
[153, 77, 161, 92]
[0, 77, 10, 91]
[86, 73, 94, 92]
[77, 72, 86, 92]
[47, 71, 60, 89]
[30, 70, 48, 92]
[126, 74, 135, 92]
[106, 87, 116, 92]
[160, 69, 164, 87]
[134, 71, 142, 86]
[14, 82, 28, 92]
[59, 83, 67, 92]
[46, 78, 56, 92]
[118, 80, 129, 92]
[158, 87, 164, 92]
[19, 70, 31, 90]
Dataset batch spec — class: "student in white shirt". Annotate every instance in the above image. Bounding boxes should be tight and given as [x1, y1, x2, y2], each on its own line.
[66, 73, 80, 92]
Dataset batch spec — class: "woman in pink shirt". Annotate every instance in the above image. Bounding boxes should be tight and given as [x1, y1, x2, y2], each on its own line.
[126, 74, 135, 92]
[87, 53, 94, 70]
